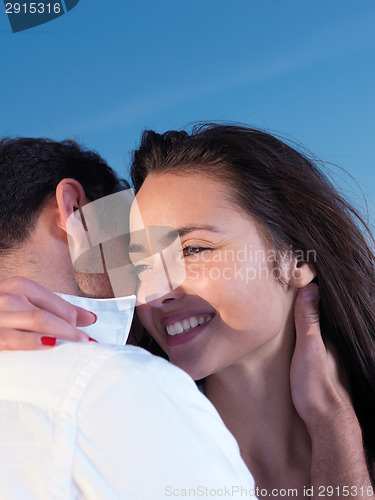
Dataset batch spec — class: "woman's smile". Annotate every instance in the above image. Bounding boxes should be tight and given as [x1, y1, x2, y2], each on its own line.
[163, 312, 215, 347]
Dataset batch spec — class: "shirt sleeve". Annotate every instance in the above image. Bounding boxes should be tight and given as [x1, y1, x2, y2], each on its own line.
[73, 346, 256, 499]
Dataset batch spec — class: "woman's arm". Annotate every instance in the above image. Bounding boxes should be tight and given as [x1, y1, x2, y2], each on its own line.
[0, 277, 94, 349]
[291, 284, 374, 499]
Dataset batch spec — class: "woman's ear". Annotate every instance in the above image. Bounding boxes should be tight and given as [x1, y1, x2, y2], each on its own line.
[55, 178, 88, 232]
[288, 259, 316, 289]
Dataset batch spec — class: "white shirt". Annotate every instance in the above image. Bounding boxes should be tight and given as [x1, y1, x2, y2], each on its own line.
[0, 295, 255, 499]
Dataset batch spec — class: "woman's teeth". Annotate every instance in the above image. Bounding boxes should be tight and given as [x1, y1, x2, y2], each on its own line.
[165, 315, 213, 336]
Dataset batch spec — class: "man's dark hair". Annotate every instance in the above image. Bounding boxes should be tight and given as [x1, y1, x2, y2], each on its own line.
[0, 137, 129, 250]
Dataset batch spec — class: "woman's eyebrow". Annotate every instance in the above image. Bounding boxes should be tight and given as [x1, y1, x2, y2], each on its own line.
[128, 225, 225, 255]
[175, 225, 225, 237]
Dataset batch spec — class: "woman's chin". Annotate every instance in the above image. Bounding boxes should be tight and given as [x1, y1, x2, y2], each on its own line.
[168, 356, 210, 381]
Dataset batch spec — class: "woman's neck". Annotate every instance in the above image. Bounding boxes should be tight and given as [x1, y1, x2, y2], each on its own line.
[204, 328, 312, 495]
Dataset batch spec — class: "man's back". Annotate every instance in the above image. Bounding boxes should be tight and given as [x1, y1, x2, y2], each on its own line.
[0, 342, 254, 499]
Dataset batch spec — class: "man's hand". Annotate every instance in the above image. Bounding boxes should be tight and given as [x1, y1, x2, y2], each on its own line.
[291, 283, 354, 423]
[0, 277, 96, 350]
[291, 283, 374, 499]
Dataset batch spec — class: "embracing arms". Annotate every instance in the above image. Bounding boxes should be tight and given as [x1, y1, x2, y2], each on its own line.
[291, 284, 374, 499]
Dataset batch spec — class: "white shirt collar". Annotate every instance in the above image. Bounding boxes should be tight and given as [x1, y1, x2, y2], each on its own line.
[56, 294, 136, 345]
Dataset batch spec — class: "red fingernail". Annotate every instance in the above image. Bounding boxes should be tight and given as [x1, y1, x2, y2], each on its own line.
[41, 337, 56, 346]
[90, 312, 98, 324]
[89, 337, 98, 343]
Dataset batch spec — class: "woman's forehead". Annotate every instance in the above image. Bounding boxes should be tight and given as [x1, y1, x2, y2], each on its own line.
[134, 171, 234, 225]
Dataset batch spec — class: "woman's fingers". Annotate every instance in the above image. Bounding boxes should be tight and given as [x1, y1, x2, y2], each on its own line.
[0, 277, 96, 327]
[0, 329, 69, 350]
[0, 329, 53, 350]
[0, 277, 97, 350]
[0, 310, 89, 342]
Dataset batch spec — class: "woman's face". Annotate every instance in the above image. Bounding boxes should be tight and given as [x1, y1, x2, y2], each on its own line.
[130, 172, 297, 380]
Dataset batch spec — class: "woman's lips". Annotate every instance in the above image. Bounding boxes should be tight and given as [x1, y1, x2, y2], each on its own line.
[165, 314, 213, 335]
[164, 314, 214, 347]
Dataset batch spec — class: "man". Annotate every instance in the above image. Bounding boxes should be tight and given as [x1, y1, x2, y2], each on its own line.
[0, 137, 256, 498]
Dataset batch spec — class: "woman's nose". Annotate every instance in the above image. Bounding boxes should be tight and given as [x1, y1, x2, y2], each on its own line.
[136, 257, 186, 307]
[143, 285, 186, 308]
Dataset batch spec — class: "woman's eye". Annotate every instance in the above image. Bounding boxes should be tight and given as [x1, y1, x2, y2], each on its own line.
[182, 246, 210, 257]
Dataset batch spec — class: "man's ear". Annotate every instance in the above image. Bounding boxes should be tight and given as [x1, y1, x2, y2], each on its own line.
[288, 259, 316, 289]
[55, 178, 88, 232]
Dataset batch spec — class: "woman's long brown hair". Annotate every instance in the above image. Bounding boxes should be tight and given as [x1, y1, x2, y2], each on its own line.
[130, 123, 375, 478]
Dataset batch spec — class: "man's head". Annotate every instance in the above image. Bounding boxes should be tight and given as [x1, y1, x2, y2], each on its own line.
[0, 137, 129, 296]
[0, 137, 127, 249]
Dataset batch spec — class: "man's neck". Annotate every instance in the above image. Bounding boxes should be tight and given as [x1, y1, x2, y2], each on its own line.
[0, 246, 81, 296]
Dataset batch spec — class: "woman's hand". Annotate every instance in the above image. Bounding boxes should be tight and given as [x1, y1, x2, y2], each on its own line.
[0, 277, 96, 350]
[291, 283, 374, 499]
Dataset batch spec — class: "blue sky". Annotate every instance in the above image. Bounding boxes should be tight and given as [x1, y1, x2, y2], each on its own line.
[1, 0, 375, 218]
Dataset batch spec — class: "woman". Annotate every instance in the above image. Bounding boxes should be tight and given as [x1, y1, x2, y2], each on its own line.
[128, 124, 375, 494]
